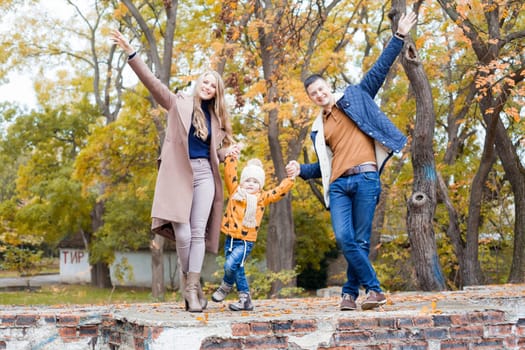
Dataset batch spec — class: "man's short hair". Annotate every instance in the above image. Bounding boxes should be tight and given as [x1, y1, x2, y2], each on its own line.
[303, 74, 325, 91]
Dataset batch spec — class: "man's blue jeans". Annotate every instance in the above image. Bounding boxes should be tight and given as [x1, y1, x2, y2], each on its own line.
[222, 236, 254, 293]
[329, 171, 382, 299]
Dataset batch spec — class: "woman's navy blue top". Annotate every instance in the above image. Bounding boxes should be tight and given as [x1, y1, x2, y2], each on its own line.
[188, 100, 212, 159]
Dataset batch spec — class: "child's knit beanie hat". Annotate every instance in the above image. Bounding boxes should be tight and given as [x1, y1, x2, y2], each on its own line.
[240, 158, 265, 187]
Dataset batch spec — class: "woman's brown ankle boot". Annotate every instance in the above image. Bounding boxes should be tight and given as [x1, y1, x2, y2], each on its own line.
[185, 272, 203, 312]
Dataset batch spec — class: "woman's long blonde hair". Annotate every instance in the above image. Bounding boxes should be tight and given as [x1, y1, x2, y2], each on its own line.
[192, 70, 234, 147]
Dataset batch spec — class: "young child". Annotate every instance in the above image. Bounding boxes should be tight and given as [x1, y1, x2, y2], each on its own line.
[212, 154, 295, 311]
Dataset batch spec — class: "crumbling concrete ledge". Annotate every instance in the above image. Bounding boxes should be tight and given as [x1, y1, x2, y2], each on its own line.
[0, 284, 523, 349]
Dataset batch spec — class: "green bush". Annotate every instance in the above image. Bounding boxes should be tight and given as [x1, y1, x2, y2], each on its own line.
[1, 246, 43, 277]
[211, 256, 305, 299]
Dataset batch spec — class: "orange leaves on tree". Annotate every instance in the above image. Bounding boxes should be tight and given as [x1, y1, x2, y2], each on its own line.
[113, 3, 129, 20]
[504, 107, 521, 123]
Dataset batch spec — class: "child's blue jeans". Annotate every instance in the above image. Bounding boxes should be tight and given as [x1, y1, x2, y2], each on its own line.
[222, 236, 254, 293]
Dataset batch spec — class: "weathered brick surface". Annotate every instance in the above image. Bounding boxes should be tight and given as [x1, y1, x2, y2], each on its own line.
[0, 285, 523, 349]
[351, 344, 390, 350]
[15, 314, 38, 326]
[231, 323, 251, 336]
[201, 336, 243, 349]
[373, 328, 411, 341]
[470, 337, 505, 349]
[0, 310, 521, 349]
[440, 339, 469, 349]
[0, 315, 16, 327]
[486, 323, 515, 337]
[517, 336, 525, 347]
[338, 317, 379, 330]
[42, 314, 57, 324]
[250, 321, 272, 335]
[58, 326, 78, 340]
[449, 325, 484, 338]
[422, 327, 449, 339]
[333, 330, 373, 344]
[291, 319, 317, 332]
[432, 314, 452, 327]
[133, 336, 145, 350]
[57, 315, 80, 326]
[79, 324, 98, 337]
[242, 335, 288, 349]
[517, 318, 525, 336]
[378, 317, 397, 328]
[270, 320, 292, 333]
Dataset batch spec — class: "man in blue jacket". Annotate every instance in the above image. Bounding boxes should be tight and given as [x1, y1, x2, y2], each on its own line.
[287, 12, 417, 311]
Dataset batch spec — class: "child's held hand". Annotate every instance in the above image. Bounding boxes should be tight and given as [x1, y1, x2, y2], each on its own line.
[225, 144, 241, 159]
[286, 160, 300, 179]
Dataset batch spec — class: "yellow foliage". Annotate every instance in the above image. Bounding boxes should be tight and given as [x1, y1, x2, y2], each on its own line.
[113, 3, 129, 20]
[244, 80, 266, 99]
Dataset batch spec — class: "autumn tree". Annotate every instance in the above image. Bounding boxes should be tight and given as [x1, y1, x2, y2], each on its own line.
[0, 0, 157, 288]
[0, 101, 96, 276]
[213, 0, 385, 294]
[436, 0, 525, 284]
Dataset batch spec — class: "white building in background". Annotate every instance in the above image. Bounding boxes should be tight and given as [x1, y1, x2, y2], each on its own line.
[58, 247, 220, 288]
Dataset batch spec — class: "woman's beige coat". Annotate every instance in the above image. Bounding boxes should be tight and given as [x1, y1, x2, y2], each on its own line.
[128, 56, 228, 254]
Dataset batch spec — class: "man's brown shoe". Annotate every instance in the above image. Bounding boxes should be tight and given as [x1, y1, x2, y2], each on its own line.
[340, 293, 357, 311]
[361, 291, 386, 310]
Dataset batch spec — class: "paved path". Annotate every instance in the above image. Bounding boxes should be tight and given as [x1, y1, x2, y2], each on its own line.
[0, 274, 61, 289]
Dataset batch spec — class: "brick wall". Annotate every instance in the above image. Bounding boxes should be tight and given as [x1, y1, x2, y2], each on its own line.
[0, 308, 524, 349]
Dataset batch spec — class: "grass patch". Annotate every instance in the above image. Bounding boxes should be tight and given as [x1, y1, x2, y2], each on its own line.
[0, 270, 20, 278]
[0, 284, 181, 306]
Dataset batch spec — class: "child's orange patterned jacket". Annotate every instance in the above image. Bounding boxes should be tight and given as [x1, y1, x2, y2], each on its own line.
[221, 155, 294, 242]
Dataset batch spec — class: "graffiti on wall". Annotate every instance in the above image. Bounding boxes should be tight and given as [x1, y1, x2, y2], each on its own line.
[61, 250, 86, 264]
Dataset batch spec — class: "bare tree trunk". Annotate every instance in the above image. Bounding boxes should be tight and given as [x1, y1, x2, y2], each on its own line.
[507, 175, 525, 283]
[436, 66, 477, 288]
[462, 116, 497, 285]
[253, 1, 297, 295]
[90, 200, 112, 288]
[267, 103, 296, 295]
[91, 262, 112, 288]
[267, 199, 296, 296]
[436, 172, 464, 286]
[489, 116, 525, 283]
[392, 1, 446, 291]
[150, 235, 165, 300]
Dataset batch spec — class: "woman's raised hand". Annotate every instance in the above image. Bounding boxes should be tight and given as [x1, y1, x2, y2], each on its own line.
[110, 29, 135, 56]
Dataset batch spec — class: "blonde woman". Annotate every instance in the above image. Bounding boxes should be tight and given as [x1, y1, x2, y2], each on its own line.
[111, 29, 238, 313]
